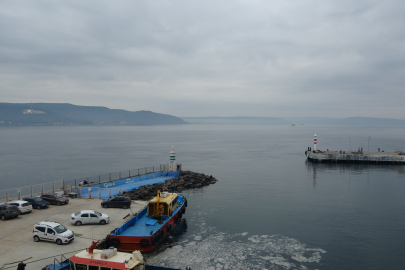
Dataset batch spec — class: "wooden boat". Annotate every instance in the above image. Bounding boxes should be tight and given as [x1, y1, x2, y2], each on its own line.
[107, 189, 187, 252]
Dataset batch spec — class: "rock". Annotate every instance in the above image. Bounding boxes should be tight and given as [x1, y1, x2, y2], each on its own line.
[126, 171, 218, 201]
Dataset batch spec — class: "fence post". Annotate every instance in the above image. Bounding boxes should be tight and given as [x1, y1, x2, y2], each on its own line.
[63, 180, 65, 192]
[109, 189, 111, 199]
[52, 182, 55, 193]
[153, 166, 155, 172]
[18, 189, 20, 200]
[6, 190, 8, 201]
[41, 184, 44, 195]
[99, 188, 101, 199]
[88, 188, 91, 199]
[30, 186, 33, 197]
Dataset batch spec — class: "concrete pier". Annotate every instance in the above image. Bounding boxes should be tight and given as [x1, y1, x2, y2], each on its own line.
[0, 198, 147, 269]
[306, 150, 405, 164]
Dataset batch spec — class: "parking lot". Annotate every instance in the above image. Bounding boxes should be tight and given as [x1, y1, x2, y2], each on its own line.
[0, 197, 147, 269]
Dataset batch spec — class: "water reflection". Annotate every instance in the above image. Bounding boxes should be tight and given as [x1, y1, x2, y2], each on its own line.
[305, 160, 405, 174]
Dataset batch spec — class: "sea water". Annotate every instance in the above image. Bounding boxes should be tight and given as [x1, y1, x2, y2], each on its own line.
[1, 124, 405, 269]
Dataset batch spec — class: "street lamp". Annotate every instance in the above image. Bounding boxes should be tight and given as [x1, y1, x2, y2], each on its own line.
[348, 137, 351, 151]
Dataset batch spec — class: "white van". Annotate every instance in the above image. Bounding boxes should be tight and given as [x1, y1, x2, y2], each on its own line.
[33, 221, 74, 245]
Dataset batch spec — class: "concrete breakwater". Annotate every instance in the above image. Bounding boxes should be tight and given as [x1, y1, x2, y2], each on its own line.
[306, 150, 405, 164]
[124, 171, 218, 201]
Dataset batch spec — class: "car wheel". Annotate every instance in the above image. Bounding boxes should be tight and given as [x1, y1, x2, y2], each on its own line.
[123, 205, 129, 209]
[75, 221, 82, 226]
[56, 202, 61, 206]
[56, 239, 62, 245]
[35, 205, 39, 209]
[34, 235, 40, 242]
[102, 204, 107, 208]
[0, 215, 5, 220]
[100, 220, 106, 225]
[18, 210, 22, 215]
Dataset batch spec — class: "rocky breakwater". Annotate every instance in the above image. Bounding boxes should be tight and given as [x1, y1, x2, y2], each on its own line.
[124, 171, 218, 201]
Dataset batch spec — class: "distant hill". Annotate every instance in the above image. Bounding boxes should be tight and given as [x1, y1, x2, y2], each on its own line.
[181, 116, 405, 125]
[180, 116, 287, 125]
[0, 103, 188, 126]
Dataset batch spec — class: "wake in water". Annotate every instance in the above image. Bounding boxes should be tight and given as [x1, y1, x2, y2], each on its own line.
[146, 218, 326, 270]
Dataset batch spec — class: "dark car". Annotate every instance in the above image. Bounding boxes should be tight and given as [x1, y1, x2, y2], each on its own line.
[101, 196, 132, 209]
[23, 197, 50, 209]
[40, 193, 69, 205]
[0, 204, 19, 220]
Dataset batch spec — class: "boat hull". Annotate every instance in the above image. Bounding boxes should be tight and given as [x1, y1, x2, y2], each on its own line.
[108, 195, 187, 252]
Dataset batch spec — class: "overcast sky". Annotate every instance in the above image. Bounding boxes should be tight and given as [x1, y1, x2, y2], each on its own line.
[1, 1, 404, 118]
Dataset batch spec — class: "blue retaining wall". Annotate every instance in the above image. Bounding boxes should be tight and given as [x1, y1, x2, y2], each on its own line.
[76, 172, 179, 199]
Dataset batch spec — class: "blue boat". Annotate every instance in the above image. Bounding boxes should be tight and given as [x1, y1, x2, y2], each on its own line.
[108, 189, 187, 252]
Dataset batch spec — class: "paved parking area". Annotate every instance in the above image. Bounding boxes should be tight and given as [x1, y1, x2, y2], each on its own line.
[0, 198, 147, 269]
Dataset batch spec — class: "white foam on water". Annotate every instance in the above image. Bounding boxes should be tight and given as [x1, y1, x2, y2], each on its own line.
[147, 227, 327, 270]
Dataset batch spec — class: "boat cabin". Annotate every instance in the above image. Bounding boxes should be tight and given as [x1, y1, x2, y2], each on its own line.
[147, 191, 179, 217]
[69, 249, 145, 270]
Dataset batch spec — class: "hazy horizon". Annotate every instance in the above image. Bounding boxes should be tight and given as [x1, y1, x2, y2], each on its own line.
[1, 1, 404, 118]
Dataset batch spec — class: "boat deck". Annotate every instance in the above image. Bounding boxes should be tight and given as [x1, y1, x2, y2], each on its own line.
[115, 195, 184, 237]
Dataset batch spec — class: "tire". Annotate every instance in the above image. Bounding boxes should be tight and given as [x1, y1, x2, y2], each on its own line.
[75, 221, 82, 226]
[159, 230, 164, 240]
[56, 202, 61, 206]
[174, 216, 178, 224]
[33, 235, 40, 242]
[102, 204, 107, 208]
[185, 199, 188, 207]
[34, 205, 39, 210]
[167, 223, 172, 233]
[110, 237, 120, 248]
[1, 215, 5, 220]
[140, 238, 149, 248]
[100, 220, 106, 225]
[56, 239, 63, 245]
[19, 210, 22, 215]
[179, 212, 183, 220]
[123, 205, 129, 209]
[182, 207, 186, 214]
[151, 234, 157, 246]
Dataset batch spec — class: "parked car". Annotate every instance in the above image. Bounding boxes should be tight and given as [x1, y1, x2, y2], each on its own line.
[0, 204, 19, 220]
[40, 193, 69, 205]
[23, 197, 50, 209]
[5, 200, 32, 214]
[101, 196, 132, 209]
[70, 210, 110, 226]
[33, 221, 74, 245]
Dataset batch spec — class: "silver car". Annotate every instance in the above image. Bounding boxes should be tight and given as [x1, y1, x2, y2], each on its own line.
[70, 210, 109, 226]
[5, 200, 33, 214]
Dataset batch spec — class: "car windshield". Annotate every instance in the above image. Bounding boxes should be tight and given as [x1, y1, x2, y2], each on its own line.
[75, 211, 81, 216]
[94, 211, 102, 216]
[54, 224, 67, 233]
[34, 198, 42, 202]
[53, 194, 62, 198]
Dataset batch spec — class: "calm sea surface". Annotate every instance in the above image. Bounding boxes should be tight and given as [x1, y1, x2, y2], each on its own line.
[1, 124, 405, 269]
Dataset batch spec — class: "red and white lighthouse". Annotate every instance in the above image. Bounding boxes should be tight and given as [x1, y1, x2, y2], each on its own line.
[314, 134, 317, 151]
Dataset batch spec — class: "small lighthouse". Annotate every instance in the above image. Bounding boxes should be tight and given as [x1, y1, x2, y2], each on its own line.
[314, 134, 317, 151]
[169, 146, 176, 172]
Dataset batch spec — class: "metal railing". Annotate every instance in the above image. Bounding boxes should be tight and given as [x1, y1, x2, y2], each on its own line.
[0, 164, 170, 203]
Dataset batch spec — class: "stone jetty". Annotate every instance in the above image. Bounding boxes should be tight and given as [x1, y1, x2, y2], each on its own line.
[124, 171, 218, 201]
